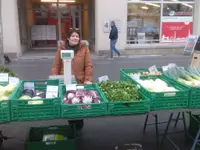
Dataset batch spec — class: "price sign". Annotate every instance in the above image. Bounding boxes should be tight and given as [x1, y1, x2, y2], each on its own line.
[168, 63, 177, 68]
[130, 74, 140, 81]
[148, 65, 158, 72]
[9, 77, 19, 85]
[24, 82, 35, 91]
[46, 85, 58, 98]
[162, 66, 169, 72]
[0, 73, 9, 82]
[98, 75, 109, 82]
[66, 84, 77, 91]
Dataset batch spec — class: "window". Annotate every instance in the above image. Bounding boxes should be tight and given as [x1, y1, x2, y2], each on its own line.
[127, 3, 161, 44]
[127, 0, 194, 45]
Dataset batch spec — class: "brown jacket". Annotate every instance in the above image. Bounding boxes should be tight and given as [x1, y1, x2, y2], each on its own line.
[51, 42, 93, 84]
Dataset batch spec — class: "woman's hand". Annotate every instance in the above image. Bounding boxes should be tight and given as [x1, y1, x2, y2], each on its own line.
[84, 81, 92, 84]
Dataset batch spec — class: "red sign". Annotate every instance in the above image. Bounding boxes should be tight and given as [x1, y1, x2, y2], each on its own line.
[161, 22, 192, 43]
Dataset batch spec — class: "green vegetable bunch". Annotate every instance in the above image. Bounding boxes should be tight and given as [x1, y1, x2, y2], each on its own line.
[98, 81, 141, 102]
[0, 66, 16, 77]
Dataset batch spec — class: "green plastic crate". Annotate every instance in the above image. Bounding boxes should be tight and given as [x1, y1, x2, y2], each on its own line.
[97, 82, 150, 115]
[25, 125, 76, 150]
[0, 82, 19, 122]
[134, 75, 189, 110]
[121, 72, 189, 110]
[120, 68, 162, 81]
[164, 74, 200, 108]
[10, 80, 61, 121]
[60, 84, 107, 118]
[106, 93, 150, 115]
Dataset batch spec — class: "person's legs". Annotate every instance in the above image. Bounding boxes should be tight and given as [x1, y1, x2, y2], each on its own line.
[113, 40, 120, 56]
[68, 119, 84, 131]
[110, 40, 114, 59]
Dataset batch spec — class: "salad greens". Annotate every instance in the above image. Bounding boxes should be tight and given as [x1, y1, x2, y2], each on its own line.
[98, 81, 141, 102]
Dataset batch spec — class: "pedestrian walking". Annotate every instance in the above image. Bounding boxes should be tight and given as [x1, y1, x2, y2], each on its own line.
[109, 21, 121, 60]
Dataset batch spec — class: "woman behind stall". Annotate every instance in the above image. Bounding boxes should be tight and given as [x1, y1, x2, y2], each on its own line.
[52, 28, 93, 130]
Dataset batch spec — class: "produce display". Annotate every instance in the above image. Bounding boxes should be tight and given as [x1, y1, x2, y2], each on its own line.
[42, 134, 67, 142]
[19, 89, 46, 105]
[0, 66, 16, 77]
[164, 67, 200, 87]
[98, 81, 141, 102]
[128, 71, 162, 77]
[63, 89, 101, 104]
[137, 78, 178, 92]
[0, 84, 17, 100]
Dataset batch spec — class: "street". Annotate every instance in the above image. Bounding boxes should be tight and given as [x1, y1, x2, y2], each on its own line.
[1, 55, 194, 150]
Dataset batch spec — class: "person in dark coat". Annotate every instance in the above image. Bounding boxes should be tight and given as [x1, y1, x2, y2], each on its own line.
[109, 21, 121, 60]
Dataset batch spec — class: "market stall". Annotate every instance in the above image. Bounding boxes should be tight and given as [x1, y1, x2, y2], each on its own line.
[1, 58, 200, 150]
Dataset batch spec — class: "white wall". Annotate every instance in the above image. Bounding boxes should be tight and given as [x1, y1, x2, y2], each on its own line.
[193, 0, 200, 34]
[2, 0, 21, 55]
[95, 0, 127, 51]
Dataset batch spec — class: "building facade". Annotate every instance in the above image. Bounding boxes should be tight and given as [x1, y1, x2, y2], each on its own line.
[1, 0, 199, 57]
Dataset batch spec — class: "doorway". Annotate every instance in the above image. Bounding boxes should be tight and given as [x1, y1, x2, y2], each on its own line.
[28, 1, 83, 49]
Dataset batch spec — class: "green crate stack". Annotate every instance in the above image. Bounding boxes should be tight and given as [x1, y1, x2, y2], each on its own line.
[0, 82, 19, 122]
[25, 125, 76, 150]
[132, 75, 189, 110]
[106, 93, 150, 115]
[164, 74, 200, 108]
[97, 82, 150, 115]
[10, 80, 61, 121]
[120, 70, 189, 110]
[120, 68, 162, 81]
[60, 84, 107, 118]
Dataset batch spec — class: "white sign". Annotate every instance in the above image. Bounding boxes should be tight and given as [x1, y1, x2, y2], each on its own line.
[98, 75, 109, 82]
[148, 65, 158, 72]
[31, 25, 57, 41]
[162, 66, 169, 72]
[66, 84, 77, 91]
[138, 33, 146, 44]
[103, 20, 122, 33]
[24, 82, 35, 91]
[130, 74, 140, 81]
[168, 63, 177, 68]
[103, 20, 110, 33]
[46, 85, 58, 98]
[9, 77, 19, 85]
[0, 73, 9, 82]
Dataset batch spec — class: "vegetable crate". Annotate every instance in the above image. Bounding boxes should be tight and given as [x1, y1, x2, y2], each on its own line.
[164, 74, 200, 108]
[60, 84, 107, 118]
[25, 125, 76, 150]
[135, 76, 189, 110]
[97, 81, 150, 115]
[0, 82, 16, 122]
[120, 68, 162, 81]
[106, 93, 150, 115]
[120, 71, 189, 110]
[10, 80, 61, 121]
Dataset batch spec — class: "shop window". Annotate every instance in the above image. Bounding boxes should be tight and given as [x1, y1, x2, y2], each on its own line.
[161, 3, 193, 43]
[127, 3, 161, 44]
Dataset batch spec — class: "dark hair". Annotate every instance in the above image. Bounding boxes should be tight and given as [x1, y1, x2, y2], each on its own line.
[67, 28, 80, 39]
[111, 21, 115, 25]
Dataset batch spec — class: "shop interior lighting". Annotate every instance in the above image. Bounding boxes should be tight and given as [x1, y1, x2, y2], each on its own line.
[170, 0, 193, 8]
[41, 0, 75, 2]
[141, 6, 149, 10]
[145, 3, 160, 7]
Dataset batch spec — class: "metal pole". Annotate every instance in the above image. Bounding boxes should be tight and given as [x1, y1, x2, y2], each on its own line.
[57, 0, 62, 41]
[0, 0, 4, 66]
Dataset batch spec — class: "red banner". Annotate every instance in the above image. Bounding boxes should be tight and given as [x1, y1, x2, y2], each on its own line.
[161, 22, 192, 43]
